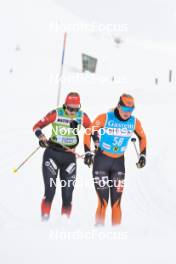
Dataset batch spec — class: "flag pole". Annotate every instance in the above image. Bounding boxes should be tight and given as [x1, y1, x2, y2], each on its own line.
[57, 32, 67, 107]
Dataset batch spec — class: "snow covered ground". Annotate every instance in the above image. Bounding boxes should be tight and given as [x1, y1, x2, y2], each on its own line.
[0, 0, 176, 263]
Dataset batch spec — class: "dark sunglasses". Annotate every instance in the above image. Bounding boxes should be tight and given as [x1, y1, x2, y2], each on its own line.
[66, 106, 80, 112]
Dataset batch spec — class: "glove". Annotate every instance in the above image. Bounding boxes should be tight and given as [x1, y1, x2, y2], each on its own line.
[39, 140, 48, 148]
[136, 154, 146, 168]
[84, 153, 94, 168]
[94, 141, 99, 152]
[70, 120, 78, 129]
[39, 135, 48, 148]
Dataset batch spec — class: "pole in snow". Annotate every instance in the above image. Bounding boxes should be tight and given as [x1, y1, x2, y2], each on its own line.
[169, 70, 172, 83]
[155, 78, 158, 85]
[13, 146, 41, 173]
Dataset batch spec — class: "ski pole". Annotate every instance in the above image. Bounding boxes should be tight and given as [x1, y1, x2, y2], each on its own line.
[52, 138, 95, 159]
[131, 138, 142, 168]
[64, 148, 95, 159]
[13, 146, 41, 173]
[77, 151, 95, 159]
[131, 138, 140, 158]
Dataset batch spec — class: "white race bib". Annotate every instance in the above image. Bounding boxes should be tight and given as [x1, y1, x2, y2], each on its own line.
[56, 135, 77, 145]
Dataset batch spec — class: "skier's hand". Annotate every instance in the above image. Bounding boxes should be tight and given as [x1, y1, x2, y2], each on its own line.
[70, 120, 78, 129]
[84, 153, 94, 168]
[39, 134, 48, 148]
[136, 154, 146, 168]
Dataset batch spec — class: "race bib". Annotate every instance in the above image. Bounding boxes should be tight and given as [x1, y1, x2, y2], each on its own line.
[56, 135, 77, 145]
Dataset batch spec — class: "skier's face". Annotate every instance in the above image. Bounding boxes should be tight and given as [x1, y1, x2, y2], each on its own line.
[118, 105, 133, 120]
[65, 105, 80, 117]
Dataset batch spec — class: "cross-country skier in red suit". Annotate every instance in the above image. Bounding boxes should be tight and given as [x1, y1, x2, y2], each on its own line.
[33, 92, 93, 220]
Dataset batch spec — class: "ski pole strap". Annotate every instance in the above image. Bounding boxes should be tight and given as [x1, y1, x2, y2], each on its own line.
[76, 151, 95, 159]
[48, 139, 95, 159]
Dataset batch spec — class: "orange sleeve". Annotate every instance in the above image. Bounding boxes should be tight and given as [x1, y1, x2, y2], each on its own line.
[84, 113, 107, 151]
[134, 118, 147, 155]
[82, 112, 91, 128]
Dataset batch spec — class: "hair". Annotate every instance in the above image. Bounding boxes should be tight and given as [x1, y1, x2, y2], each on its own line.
[120, 93, 134, 99]
[118, 93, 134, 107]
[67, 92, 80, 97]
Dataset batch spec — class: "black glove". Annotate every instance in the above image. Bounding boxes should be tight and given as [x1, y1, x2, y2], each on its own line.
[70, 120, 78, 129]
[84, 153, 94, 168]
[136, 154, 146, 168]
[94, 141, 99, 152]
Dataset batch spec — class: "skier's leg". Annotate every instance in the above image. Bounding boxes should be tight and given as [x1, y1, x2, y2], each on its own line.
[41, 148, 59, 218]
[59, 152, 76, 217]
[110, 156, 125, 225]
[93, 152, 112, 225]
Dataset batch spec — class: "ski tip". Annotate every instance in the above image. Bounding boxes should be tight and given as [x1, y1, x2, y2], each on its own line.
[12, 168, 17, 173]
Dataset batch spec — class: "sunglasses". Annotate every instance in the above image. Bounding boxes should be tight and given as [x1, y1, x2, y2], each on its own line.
[120, 105, 134, 113]
[66, 106, 80, 112]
